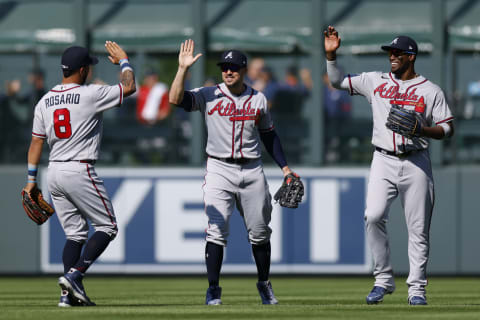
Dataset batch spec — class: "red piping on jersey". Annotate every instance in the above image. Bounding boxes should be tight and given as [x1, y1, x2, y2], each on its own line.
[118, 83, 123, 106]
[348, 74, 353, 96]
[393, 132, 396, 153]
[239, 88, 254, 158]
[216, 85, 237, 158]
[405, 78, 428, 95]
[86, 164, 117, 227]
[50, 85, 81, 93]
[388, 73, 400, 87]
[32, 132, 46, 138]
[436, 117, 454, 124]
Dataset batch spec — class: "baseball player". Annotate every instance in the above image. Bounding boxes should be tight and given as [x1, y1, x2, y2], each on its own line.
[324, 26, 454, 305]
[23, 42, 136, 306]
[169, 40, 298, 305]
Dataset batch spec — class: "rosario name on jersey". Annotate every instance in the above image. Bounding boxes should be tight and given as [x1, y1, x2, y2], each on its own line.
[185, 83, 274, 159]
[346, 72, 454, 152]
[32, 83, 123, 161]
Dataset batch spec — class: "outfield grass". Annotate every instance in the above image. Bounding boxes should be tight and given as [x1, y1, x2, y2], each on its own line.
[1, 276, 480, 319]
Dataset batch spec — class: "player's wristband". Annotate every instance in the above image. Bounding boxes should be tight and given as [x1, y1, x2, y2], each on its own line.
[28, 164, 38, 183]
[119, 58, 133, 73]
[438, 122, 452, 137]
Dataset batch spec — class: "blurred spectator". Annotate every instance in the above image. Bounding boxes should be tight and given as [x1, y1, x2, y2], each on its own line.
[245, 57, 266, 92]
[279, 65, 312, 94]
[136, 69, 171, 125]
[273, 65, 312, 114]
[9, 68, 47, 122]
[203, 77, 216, 87]
[258, 66, 279, 108]
[323, 72, 352, 163]
[0, 81, 24, 161]
[269, 66, 313, 163]
[464, 80, 480, 119]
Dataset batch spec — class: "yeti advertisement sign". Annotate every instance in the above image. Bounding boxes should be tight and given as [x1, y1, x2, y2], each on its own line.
[41, 168, 370, 273]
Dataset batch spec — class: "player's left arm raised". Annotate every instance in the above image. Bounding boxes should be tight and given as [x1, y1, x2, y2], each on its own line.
[105, 41, 136, 97]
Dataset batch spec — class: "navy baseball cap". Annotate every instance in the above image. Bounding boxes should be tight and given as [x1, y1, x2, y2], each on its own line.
[217, 50, 247, 68]
[61, 46, 98, 71]
[381, 36, 418, 55]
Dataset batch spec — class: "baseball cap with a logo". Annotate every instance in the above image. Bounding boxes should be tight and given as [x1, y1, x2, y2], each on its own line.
[217, 50, 247, 68]
[61, 46, 99, 71]
[381, 36, 418, 55]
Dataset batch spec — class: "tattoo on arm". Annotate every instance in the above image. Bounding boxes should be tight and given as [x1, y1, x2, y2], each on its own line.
[121, 70, 136, 96]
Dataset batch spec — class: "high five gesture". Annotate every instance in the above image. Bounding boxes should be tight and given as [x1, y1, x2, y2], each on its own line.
[324, 26, 341, 61]
[169, 39, 202, 105]
[179, 39, 203, 70]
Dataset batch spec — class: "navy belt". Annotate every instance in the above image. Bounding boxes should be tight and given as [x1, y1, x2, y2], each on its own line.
[208, 155, 256, 165]
[375, 147, 423, 158]
[51, 159, 96, 165]
[79, 160, 96, 165]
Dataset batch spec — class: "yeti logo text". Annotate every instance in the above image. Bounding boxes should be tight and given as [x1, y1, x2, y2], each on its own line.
[43, 169, 369, 274]
[225, 51, 233, 59]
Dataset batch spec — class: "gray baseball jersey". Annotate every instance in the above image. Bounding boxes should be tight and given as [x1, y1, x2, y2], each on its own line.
[32, 83, 123, 160]
[186, 82, 274, 158]
[184, 82, 273, 245]
[328, 62, 454, 298]
[343, 71, 453, 152]
[33, 82, 123, 241]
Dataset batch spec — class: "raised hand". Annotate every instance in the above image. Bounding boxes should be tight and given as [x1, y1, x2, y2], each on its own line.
[105, 41, 128, 65]
[179, 39, 202, 69]
[324, 26, 341, 54]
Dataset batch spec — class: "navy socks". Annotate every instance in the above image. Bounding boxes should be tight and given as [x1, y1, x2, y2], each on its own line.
[205, 242, 224, 287]
[73, 231, 112, 273]
[252, 241, 271, 282]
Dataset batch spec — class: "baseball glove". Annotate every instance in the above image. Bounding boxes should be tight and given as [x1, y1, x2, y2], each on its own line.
[21, 187, 54, 225]
[386, 105, 425, 139]
[274, 173, 304, 209]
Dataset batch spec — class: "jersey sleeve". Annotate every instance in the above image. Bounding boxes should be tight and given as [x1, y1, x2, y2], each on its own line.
[92, 84, 123, 112]
[347, 72, 377, 100]
[326, 60, 376, 101]
[32, 103, 46, 139]
[257, 94, 274, 133]
[187, 87, 207, 112]
[431, 89, 454, 125]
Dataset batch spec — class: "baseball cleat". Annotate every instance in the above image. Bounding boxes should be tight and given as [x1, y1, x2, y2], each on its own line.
[58, 289, 91, 307]
[408, 296, 427, 305]
[58, 268, 95, 306]
[256, 280, 278, 305]
[205, 285, 222, 305]
[58, 290, 73, 307]
[366, 286, 393, 304]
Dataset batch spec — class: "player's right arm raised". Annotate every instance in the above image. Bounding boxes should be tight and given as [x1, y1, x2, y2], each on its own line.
[169, 39, 202, 105]
[324, 26, 349, 91]
[324, 26, 341, 61]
